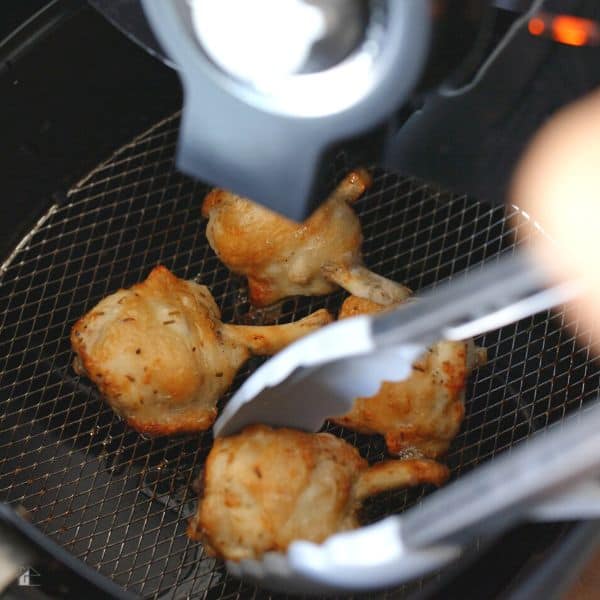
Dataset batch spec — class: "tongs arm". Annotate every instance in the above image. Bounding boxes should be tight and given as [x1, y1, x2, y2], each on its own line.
[401, 402, 600, 550]
[372, 251, 579, 349]
[289, 401, 600, 591]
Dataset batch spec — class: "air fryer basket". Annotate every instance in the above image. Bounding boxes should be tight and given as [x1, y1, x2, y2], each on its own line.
[0, 111, 597, 599]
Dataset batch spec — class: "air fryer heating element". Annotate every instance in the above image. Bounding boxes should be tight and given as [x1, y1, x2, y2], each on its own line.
[0, 113, 598, 599]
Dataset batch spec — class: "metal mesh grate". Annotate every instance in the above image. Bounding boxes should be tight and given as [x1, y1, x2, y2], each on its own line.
[0, 112, 598, 599]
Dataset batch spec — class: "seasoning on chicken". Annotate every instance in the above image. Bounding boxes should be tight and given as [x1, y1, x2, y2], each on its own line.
[71, 266, 332, 436]
[202, 169, 411, 307]
[188, 424, 449, 560]
[332, 296, 487, 458]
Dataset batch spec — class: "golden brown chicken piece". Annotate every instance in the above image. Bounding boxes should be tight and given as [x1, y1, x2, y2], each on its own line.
[188, 424, 449, 560]
[202, 169, 411, 307]
[71, 266, 332, 436]
[332, 296, 487, 458]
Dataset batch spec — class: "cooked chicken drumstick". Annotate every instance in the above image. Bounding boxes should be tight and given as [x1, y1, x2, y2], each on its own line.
[202, 169, 411, 307]
[71, 266, 332, 436]
[332, 296, 487, 458]
[188, 424, 448, 560]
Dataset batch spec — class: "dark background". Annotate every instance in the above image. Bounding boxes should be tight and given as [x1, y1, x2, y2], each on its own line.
[0, 1, 49, 40]
[0, 0, 181, 261]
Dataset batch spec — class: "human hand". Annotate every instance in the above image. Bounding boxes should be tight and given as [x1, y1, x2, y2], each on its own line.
[511, 87, 600, 344]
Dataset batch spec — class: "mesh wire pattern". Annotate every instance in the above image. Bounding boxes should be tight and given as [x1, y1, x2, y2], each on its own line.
[0, 113, 598, 599]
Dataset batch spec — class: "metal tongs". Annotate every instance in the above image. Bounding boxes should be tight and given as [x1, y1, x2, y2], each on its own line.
[213, 252, 600, 594]
[215, 252, 578, 437]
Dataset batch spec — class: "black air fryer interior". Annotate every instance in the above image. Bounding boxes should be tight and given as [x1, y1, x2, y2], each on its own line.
[2, 2, 600, 599]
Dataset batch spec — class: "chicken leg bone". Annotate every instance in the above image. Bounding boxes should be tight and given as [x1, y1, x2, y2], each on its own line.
[71, 266, 332, 436]
[202, 169, 409, 307]
[187, 424, 448, 561]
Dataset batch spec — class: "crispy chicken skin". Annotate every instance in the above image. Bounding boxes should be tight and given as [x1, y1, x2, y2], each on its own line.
[332, 296, 487, 458]
[187, 424, 449, 560]
[71, 266, 332, 436]
[202, 170, 411, 307]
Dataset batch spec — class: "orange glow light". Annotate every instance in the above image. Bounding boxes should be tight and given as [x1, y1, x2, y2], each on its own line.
[552, 15, 593, 47]
[528, 18, 545, 36]
[528, 13, 600, 46]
